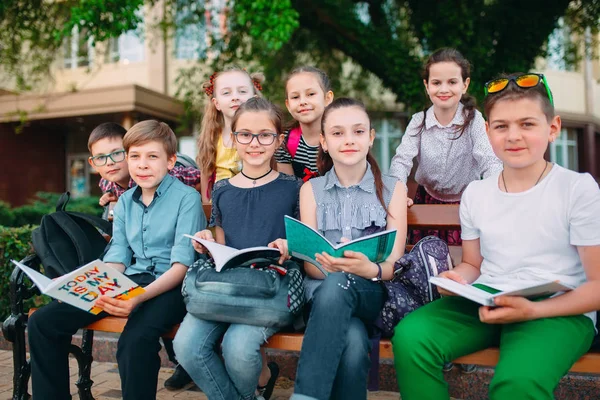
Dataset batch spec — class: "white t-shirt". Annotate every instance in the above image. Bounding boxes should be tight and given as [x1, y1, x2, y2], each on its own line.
[460, 164, 600, 325]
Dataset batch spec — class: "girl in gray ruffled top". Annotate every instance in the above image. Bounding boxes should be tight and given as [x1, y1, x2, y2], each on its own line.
[291, 98, 407, 400]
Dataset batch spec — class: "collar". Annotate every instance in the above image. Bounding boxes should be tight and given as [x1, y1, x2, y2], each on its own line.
[424, 102, 465, 129]
[323, 162, 375, 193]
[132, 173, 176, 204]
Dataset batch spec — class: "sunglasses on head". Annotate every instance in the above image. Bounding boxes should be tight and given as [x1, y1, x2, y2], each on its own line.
[484, 73, 554, 106]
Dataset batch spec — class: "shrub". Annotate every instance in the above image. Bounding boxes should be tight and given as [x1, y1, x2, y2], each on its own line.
[0, 225, 50, 320]
[4, 192, 102, 227]
[0, 201, 14, 226]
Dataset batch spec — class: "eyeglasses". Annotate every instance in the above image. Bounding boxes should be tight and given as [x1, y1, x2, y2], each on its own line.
[484, 73, 554, 106]
[233, 131, 278, 145]
[89, 149, 126, 166]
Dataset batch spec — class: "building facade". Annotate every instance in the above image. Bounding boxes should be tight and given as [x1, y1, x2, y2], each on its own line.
[0, 7, 598, 206]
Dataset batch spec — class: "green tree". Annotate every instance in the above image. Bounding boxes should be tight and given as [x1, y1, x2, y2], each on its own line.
[1, 0, 598, 111]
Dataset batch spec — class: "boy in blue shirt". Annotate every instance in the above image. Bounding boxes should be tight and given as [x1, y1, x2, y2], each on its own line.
[28, 120, 204, 399]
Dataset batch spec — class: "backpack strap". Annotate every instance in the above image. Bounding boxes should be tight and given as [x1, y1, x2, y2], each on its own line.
[49, 212, 94, 266]
[68, 211, 113, 236]
[286, 127, 302, 158]
[56, 192, 70, 212]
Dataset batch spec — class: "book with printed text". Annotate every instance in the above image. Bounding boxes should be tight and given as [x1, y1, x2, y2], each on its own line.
[184, 234, 281, 272]
[429, 276, 574, 306]
[12, 259, 145, 314]
[284, 215, 397, 276]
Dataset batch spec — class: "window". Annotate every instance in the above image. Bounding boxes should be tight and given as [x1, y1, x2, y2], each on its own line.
[371, 117, 405, 174]
[546, 18, 575, 72]
[550, 128, 579, 171]
[174, 1, 207, 59]
[106, 32, 145, 64]
[63, 27, 94, 69]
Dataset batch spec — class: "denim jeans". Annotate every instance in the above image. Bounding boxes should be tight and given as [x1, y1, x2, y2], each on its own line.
[173, 313, 276, 400]
[292, 272, 385, 400]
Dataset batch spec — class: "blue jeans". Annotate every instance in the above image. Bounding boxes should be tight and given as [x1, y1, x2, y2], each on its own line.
[292, 272, 385, 400]
[173, 313, 276, 400]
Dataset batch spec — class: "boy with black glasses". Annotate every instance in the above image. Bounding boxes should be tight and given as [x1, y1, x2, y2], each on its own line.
[28, 120, 205, 399]
[87, 122, 200, 206]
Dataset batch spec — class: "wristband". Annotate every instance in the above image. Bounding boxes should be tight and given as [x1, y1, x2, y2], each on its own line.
[371, 262, 382, 281]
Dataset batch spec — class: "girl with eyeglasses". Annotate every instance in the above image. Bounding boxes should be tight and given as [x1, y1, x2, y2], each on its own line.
[389, 48, 502, 245]
[174, 97, 303, 400]
[196, 67, 265, 204]
[392, 72, 600, 400]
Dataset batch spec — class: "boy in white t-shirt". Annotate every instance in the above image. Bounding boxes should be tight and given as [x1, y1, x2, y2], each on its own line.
[391, 72, 600, 400]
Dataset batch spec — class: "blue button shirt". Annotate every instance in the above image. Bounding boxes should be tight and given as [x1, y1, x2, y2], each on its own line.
[103, 173, 205, 276]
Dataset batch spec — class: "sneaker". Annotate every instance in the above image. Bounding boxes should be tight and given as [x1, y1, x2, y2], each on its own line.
[256, 361, 279, 400]
[459, 363, 476, 373]
[442, 362, 454, 372]
[164, 364, 193, 391]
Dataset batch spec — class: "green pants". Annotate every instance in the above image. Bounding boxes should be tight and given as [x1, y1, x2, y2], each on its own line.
[391, 296, 595, 400]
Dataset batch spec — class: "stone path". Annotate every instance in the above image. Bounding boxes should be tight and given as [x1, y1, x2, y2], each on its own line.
[0, 350, 402, 399]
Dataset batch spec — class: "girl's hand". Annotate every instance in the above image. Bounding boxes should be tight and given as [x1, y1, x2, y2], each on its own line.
[99, 192, 117, 206]
[268, 238, 290, 265]
[436, 270, 468, 296]
[407, 197, 414, 207]
[96, 295, 141, 317]
[478, 296, 537, 324]
[193, 229, 214, 254]
[315, 250, 377, 278]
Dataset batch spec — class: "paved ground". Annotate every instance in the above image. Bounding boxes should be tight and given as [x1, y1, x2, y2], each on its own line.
[0, 349, 402, 399]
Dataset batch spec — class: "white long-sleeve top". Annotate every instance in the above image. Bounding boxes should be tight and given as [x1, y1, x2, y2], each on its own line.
[389, 103, 502, 202]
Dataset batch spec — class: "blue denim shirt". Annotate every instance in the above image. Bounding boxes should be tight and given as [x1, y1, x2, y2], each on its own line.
[103, 173, 205, 277]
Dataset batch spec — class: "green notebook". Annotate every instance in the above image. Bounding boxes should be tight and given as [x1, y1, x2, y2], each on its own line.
[284, 216, 397, 276]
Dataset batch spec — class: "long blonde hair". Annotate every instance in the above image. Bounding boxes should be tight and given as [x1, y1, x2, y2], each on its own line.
[196, 67, 265, 176]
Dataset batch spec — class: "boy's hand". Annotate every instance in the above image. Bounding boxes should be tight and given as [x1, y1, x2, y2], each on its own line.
[407, 198, 414, 207]
[192, 230, 214, 254]
[99, 192, 118, 206]
[436, 270, 468, 296]
[96, 295, 141, 317]
[268, 238, 290, 265]
[478, 296, 537, 324]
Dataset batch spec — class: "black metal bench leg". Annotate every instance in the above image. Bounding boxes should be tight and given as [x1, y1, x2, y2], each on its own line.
[70, 329, 95, 400]
[3, 313, 31, 400]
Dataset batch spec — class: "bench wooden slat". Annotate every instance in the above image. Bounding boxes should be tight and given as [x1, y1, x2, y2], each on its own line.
[407, 204, 460, 230]
[28, 309, 598, 374]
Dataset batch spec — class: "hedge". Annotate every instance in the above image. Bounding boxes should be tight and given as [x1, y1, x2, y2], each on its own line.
[0, 225, 51, 320]
[0, 192, 102, 227]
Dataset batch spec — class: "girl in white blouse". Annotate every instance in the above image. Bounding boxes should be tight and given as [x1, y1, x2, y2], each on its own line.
[389, 48, 502, 244]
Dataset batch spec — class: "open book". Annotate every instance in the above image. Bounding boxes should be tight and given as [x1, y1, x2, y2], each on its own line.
[429, 276, 574, 306]
[12, 259, 144, 315]
[284, 216, 397, 276]
[184, 234, 281, 272]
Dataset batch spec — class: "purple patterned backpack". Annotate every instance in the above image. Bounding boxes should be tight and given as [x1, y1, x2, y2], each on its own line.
[378, 235, 453, 337]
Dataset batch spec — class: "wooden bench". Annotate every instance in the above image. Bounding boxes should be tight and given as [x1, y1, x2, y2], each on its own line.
[4, 204, 600, 400]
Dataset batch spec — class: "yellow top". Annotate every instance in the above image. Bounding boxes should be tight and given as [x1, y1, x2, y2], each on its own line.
[215, 134, 241, 182]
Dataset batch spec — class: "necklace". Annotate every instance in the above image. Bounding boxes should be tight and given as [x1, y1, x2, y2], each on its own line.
[501, 161, 549, 193]
[240, 168, 272, 187]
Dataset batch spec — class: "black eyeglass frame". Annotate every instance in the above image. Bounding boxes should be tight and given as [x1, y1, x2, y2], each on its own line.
[233, 131, 279, 145]
[89, 149, 127, 166]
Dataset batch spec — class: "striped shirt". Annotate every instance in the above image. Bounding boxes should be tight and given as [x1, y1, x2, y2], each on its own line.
[275, 132, 319, 181]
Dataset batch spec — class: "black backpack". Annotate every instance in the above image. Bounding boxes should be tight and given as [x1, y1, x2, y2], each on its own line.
[31, 192, 113, 279]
